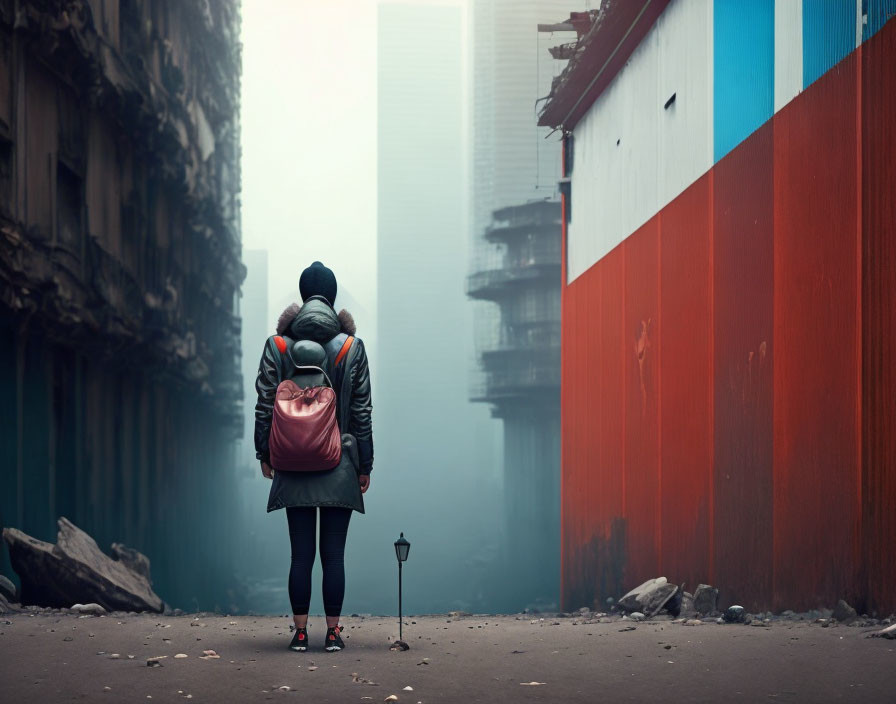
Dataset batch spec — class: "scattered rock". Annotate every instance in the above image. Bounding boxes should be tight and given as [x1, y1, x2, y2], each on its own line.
[578, 606, 590, 614]
[70, 603, 107, 616]
[390, 640, 409, 651]
[384, 696, 399, 702]
[147, 657, 166, 667]
[520, 682, 546, 686]
[402, 686, 413, 691]
[630, 612, 645, 621]
[199, 650, 220, 659]
[0, 575, 16, 601]
[693, 584, 719, 615]
[352, 673, 380, 685]
[832, 599, 857, 624]
[723, 605, 746, 623]
[174, 653, 188, 658]
[2, 518, 163, 612]
[618, 577, 680, 617]
[618, 626, 637, 632]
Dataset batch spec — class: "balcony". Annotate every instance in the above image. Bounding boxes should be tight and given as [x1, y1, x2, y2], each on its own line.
[469, 362, 561, 405]
[466, 263, 559, 300]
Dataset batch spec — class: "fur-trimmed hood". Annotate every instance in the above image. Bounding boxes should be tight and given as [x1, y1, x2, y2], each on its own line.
[276, 298, 356, 340]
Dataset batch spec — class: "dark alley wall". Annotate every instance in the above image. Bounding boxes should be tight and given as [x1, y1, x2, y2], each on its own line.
[0, 0, 243, 610]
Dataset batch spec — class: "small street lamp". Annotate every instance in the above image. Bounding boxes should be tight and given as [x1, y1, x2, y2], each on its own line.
[393, 532, 410, 648]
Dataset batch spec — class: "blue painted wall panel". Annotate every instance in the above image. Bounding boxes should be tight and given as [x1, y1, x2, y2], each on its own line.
[863, 0, 896, 40]
[803, 0, 856, 88]
[714, 0, 775, 162]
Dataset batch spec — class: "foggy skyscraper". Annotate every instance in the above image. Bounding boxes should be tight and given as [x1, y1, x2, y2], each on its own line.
[468, 0, 580, 608]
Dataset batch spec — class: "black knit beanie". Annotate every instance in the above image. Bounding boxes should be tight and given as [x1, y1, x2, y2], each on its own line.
[299, 261, 337, 307]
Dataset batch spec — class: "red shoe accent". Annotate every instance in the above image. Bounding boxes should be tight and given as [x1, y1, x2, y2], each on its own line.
[298, 632, 305, 640]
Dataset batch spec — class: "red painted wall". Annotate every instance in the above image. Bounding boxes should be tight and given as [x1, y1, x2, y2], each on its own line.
[561, 18, 896, 615]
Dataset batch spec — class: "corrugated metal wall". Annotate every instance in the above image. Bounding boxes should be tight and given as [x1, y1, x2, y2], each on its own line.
[561, 16, 896, 615]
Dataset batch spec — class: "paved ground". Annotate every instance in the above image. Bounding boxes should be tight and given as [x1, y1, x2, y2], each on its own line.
[1, 610, 894, 703]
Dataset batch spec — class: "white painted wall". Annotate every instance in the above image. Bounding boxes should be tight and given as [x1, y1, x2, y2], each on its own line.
[567, 0, 714, 283]
[774, 0, 803, 112]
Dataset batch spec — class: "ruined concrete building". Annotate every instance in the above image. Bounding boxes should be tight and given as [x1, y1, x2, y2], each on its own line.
[0, 0, 243, 610]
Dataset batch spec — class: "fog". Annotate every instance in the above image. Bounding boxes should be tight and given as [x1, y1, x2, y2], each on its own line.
[237, 0, 520, 616]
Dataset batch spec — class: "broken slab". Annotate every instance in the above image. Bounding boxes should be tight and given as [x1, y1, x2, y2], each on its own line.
[2, 517, 163, 613]
[870, 623, 896, 640]
[110, 543, 152, 582]
[0, 574, 16, 601]
[618, 577, 680, 617]
[693, 584, 719, 615]
[832, 599, 858, 624]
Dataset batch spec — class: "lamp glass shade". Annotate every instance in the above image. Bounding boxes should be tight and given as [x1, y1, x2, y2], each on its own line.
[394, 533, 410, 562]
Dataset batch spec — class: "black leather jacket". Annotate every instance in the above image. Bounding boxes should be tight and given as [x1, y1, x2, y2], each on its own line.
[254, 296, 374, 474]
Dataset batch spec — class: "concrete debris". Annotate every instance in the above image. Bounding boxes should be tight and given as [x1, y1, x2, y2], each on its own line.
[390, 640, 410, 651]
[722, 605, 746, 623]
[832, 599, 858, 624]
[693, 584, 719, 615]
[618, 577, 680, 617]
[110, 544, 153, 583]
[69, 603, 107, 616]
[870, 623, 896, 640]
[2, 518, 163, 613]
[0, 575, 16, 602]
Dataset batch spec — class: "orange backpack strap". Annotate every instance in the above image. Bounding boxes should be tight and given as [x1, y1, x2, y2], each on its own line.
[273, 336, 287, 354]
[334, 336, 354, 366]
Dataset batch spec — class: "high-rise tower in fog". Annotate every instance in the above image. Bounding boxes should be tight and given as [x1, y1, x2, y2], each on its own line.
[468, 0, 580, 608]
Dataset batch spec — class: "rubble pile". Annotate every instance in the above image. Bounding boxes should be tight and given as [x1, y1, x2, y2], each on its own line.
[616, 577, 682, 617]
[2, 517, 163, 613]
[566, 579, 895, 632]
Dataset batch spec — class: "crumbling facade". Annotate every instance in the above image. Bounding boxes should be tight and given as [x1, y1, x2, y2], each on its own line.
[0, 0, 243, 610]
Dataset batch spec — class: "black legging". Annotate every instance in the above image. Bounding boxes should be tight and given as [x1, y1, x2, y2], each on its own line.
[286, 506, 352, 617]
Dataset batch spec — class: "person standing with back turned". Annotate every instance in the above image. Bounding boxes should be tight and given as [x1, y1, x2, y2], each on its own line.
[253, 261, 373, 652]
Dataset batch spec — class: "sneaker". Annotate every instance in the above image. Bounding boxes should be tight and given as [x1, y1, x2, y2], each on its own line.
[324, 625, 345, 651]
[289, 627, 308, 652]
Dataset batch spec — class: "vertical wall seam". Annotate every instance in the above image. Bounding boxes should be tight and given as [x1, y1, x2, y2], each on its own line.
[656, 214, 663, 575]
[708, 168, 716, 585]
[854, 41, 863, 603]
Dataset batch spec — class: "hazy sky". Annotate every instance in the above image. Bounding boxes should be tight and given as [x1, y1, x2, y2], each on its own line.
[241, 0, 467, 331]
[241, 0, 378, 326]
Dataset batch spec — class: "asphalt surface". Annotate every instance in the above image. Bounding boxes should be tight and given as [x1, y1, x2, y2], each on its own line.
[1, 610, 894, 703]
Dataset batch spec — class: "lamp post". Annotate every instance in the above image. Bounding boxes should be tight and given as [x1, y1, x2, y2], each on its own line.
[394, 533, 410, 643]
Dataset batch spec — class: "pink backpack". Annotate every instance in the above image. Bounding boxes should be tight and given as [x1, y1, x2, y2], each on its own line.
[268, 372, 341, 472]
